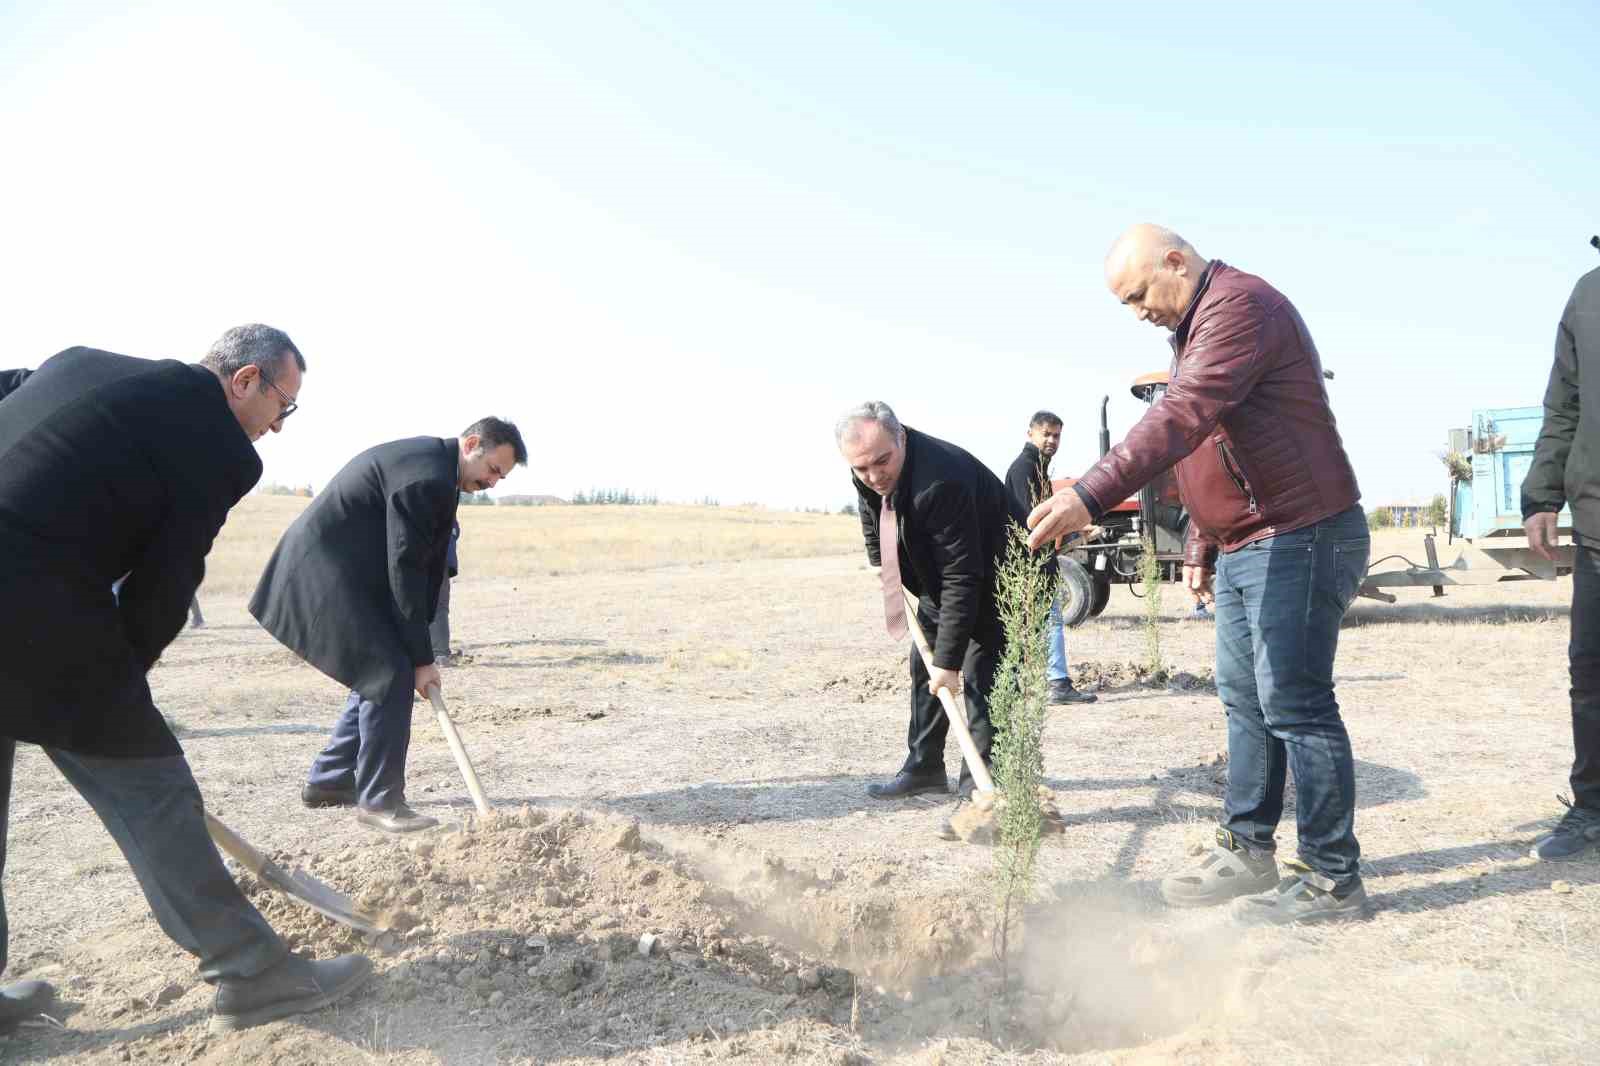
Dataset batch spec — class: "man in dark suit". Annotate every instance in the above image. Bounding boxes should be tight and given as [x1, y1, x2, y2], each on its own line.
[430, 519, 462, 664]
[839, 401, 1024, 800]
[0, 326, 370, 1032]
[251, 419, 527, 834]
[1005, 411, 1096, 705]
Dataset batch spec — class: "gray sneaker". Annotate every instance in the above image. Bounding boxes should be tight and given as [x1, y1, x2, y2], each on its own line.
[1236, 861, 1371, 926]
[1160, 828, 1279, 908]
[1530, 798, 1600, 861]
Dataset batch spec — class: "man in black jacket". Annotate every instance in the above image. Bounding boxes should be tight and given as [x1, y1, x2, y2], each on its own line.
[839, 401, 1024, 799]
[1004, 410, 1096, 706]
[430, 519, 462, 664]
[252, 419, 526, 834]
[1524, 252, 1600, 860]
[0, 326, 369, 1032]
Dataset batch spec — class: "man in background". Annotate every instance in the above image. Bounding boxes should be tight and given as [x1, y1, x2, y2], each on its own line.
[252, 418, 526, 834]
[1004, 410, 1096, 705]
[0, 326, 370, 1032]
[1523, 248, 1600, 861]
[430, 519, 461, 665]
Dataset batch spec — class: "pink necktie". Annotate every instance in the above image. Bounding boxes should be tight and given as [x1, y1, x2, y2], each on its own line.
[880, 496, 908, 640]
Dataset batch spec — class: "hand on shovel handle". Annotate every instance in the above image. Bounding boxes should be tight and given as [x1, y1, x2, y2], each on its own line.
[415, 662, 442, 700]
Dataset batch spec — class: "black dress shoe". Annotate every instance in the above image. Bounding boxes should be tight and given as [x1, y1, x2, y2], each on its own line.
[866, 770, 949, 799]
[211, 953, 372, 1032]
[301, 783, 358, 808]
[0, 980, 55, 1030]
[355, 803, 439, 834]
[1049, 679, 1098, 705]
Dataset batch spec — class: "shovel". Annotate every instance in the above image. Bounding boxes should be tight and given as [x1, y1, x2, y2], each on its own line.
[204, 812, 385, 935]
[427, 683, 493, 817]
[901, 588, 994, 794]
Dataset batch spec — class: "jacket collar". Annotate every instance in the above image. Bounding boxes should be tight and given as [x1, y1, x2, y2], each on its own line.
[189, 363, 264, 495]
[1170, 259, 1222, 354]
[892, 426, 920, 510]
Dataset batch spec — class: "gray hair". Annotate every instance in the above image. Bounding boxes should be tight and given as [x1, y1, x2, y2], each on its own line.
[835, 401, 904, 446]
[199, 324, 305, 380]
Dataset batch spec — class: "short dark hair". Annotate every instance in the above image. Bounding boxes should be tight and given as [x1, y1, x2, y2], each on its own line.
[462, 416, 527, 465]
[200, 324, 305, 379]
[1029, 410, 1062, 428]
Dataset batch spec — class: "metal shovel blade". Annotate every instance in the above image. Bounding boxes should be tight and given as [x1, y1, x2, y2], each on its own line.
[266, 861, 385, 935]
[204, 811, 386, 935]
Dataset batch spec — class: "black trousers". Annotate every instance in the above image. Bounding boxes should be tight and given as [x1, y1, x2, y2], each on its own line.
[1, 739, 284, 983]
[904, 604, 1002, 780]
[307, 683, 415, 812]
[1569, 545, 1600, 810]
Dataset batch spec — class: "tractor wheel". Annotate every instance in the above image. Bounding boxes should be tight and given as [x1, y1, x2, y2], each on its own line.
[1087, 573, 1113, 618]
[1057, 558, 1095, 629]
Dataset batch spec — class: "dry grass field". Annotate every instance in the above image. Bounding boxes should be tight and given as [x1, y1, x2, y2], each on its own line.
[199, 498, 864, 597]
[5, 505, 1598, 1065]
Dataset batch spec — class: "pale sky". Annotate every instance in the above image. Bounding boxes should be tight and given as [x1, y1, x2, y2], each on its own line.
[1, 1, 1595, 509]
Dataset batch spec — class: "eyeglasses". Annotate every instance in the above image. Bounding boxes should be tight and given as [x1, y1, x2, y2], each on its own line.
[258, 369, 299, 422]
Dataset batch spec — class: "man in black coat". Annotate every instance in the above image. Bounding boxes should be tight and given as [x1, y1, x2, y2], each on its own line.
[839, 401, 1024, 799]
[430, 519, 462, 664]
[251, 418, 527, 833]
[1004, 411, 1096, 705]
[1524, 251, 1600, 860]
[0, 326, 370, 1032]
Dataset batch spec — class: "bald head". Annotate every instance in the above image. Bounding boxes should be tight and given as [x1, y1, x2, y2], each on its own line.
[1104, 224, 1209, 332]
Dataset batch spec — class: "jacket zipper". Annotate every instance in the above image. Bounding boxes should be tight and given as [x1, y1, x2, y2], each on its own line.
[1216, 440, 1258, 515]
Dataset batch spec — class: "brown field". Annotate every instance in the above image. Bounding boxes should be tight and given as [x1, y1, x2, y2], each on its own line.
[5, 505, 1598, 1065]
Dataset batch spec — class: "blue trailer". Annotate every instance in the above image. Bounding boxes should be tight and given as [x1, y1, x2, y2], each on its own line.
[1357, 405, 1575, 602]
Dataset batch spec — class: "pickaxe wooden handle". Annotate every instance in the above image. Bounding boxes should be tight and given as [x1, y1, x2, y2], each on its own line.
[427, 684, 493, 817]
[901, 588, 995, 793]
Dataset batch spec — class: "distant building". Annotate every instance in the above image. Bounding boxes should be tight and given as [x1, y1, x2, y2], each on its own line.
[1374, 498, 1433, 527]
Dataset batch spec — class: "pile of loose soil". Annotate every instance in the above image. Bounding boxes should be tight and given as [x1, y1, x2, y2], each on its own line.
[822, 657, 905, 703]
[1071, 660, 1217, 694]
[11, 805, 1271, 1063]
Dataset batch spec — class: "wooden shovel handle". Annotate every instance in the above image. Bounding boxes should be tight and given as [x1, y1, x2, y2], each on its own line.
[204, 811, 268, 879]
[428, 684, 494, 817]
[900, 589, 995, 793]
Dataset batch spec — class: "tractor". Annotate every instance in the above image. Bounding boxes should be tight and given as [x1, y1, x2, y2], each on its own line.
[1049, 371, 1189, 627]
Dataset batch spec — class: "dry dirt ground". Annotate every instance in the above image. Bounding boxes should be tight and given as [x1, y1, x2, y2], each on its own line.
[4, 512, 1598, 1065]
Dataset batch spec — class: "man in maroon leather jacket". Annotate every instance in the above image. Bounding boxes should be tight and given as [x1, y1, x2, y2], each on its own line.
[1029, 224, 1372, 925]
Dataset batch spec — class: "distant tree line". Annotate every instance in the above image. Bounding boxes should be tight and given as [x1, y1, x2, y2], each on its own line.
[571, 488, 661, 506]
[259, 482, 313, 497]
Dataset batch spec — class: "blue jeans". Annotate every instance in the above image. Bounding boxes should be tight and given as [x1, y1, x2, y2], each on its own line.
[1046, 595, 1068, 682]
[1214, 506, 1369, 886]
